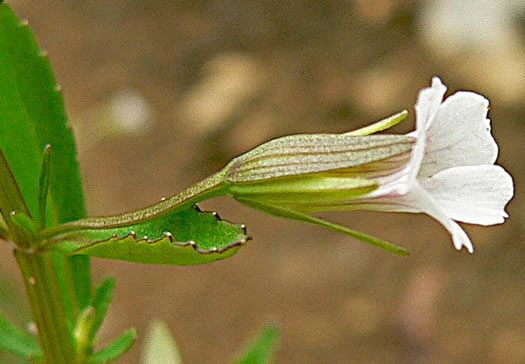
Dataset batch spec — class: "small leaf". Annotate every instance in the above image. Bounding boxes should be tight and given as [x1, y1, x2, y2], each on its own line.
[38, 144, 51, 230]
[45, 206, 249, 265]
[0, 149, 34, 244]
[233, 323, 279, 364]
[87, 328, 136, 364]
[73, 277, 116, 362]
[0, 311, 42, 361]
[89, 277, 116, 341]
[74, 306, 96, 362]
[142, 320, 183, 364]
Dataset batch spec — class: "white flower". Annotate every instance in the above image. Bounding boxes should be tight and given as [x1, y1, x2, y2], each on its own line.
[361, 77, 514, 253]
[224, 76, 513, 254]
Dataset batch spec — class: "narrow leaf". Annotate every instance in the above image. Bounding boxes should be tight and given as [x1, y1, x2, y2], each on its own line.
[74, 306, 96, 363]
[142, 320, 183, 364]
[87, 328, 137, 364]
[233, 323, 279, 364]
[0, 149, 33, 246]
[38, 144, 51, 230]
[70, 254, 92, 311]
[90, 277, 116, 340]
[44, 206, 249, 265]
[0, 311, 42, 361]
[237, 198, 409, 256]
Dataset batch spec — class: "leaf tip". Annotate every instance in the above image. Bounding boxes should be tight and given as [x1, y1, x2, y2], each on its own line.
[391, 244, 410, 256]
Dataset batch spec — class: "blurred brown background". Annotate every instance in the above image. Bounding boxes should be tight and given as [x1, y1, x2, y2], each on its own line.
[1, 0, 524, 363]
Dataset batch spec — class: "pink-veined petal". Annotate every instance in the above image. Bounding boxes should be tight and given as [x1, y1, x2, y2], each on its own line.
[420, 165, 513, 225]
[418, 91, 498, 179]
[409, 77, 447, 182]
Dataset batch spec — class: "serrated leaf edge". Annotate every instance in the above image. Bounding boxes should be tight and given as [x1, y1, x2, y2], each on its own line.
[74, 206, 250, 255]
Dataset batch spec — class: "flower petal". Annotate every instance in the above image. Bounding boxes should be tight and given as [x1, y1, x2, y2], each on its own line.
[401, 184, 474, 253]
[348, 183, 475, 253]
[409, 77, 447, 182]
[420, 165, 514, 225]
[418, 91, 498, 179]
[441, 215, 474, 253]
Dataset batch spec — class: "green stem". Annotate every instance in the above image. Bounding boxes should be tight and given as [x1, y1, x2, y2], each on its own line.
[0, 149, 77, 363]
[15, 251, 76, 364]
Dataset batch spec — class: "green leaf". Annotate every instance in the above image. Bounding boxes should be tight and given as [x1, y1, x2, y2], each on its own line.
[74, 306, 96, 362]
[0, 149, 34, 246]
[38, 144, 52, 230]
[45, 206, 249, 265]
[87, 328, 136, 364]
[89, 277, 116, 341]
[142, 320, 183, 364]
[233, 323, 279, 364]
[0, 4, 85, 225]
[70, 254, 92, 311]
[0, 2, 90, 323]
[74, 277, 115, 361]
[0, 311, 42, 361]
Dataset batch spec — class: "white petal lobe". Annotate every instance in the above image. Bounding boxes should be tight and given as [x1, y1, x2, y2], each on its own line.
[392, 184, 475, 253]
[414, 77, 447, 132]
[410, 77, 447, 182]
[419, 91, 498, 178]
[420, 165, 514, 225]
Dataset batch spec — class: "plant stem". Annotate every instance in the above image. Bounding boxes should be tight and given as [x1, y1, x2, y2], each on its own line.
[15, 251, 76, 364]
[0, 150, 77, 363]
